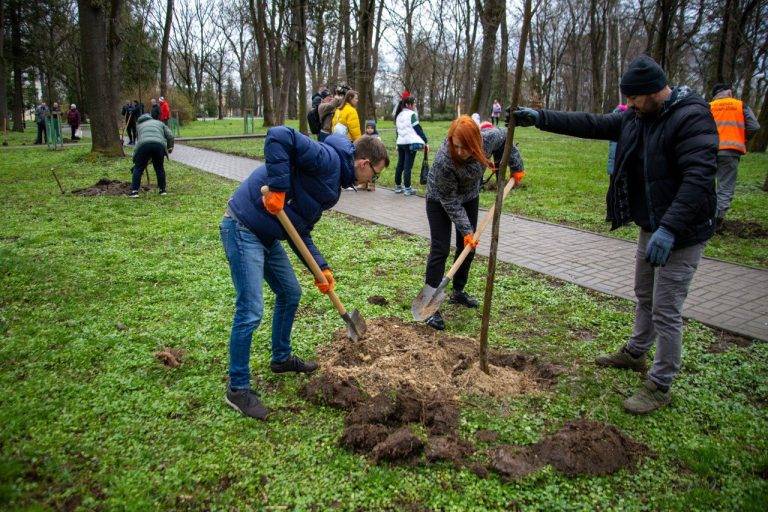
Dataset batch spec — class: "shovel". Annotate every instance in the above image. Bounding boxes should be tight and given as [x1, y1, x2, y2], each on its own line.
[411, 176, 517, 321]
[260, 186, 366, 341]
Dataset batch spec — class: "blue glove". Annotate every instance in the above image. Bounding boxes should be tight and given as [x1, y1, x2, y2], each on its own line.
[645, 227, 675, 267]
[505, 107, 539, 127]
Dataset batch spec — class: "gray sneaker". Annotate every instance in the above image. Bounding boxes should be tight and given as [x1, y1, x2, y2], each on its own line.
[595, 346, 647, 373]
[394, 185, 403, 194]
[225, 388, 269, 420]
[403, 187, 416, 196]
[623, 380, 671, 414]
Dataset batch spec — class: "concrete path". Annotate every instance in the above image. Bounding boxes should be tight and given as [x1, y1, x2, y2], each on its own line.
[170, 143, 768, 341]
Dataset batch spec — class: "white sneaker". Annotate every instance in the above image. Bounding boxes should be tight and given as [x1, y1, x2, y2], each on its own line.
[394, 186, 403, 194]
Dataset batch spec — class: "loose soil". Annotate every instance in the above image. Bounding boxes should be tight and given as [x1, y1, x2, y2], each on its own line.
[71, 179, 151, 196]
[367, 295, 389, 306]
[718, 219, 768, 239]
[490, 419, 650, 479]
[154, 347, 186, 368]
[708, 330, 754, 353]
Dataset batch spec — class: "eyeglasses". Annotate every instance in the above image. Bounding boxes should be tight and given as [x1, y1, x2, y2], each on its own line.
[366, 161, 380, 183]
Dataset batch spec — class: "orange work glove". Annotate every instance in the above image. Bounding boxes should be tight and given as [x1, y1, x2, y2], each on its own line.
[315, 268, 335, 294]
[463, 233, 479, 249]
[262, 190, 286, 214]
[511, 170, 526, 185]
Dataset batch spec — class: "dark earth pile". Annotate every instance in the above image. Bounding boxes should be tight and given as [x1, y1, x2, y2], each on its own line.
[302, 318, 648, 476]
[71, 179, 151, 196]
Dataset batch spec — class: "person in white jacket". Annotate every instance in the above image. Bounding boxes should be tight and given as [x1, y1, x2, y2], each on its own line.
[394, 95, 429, 195]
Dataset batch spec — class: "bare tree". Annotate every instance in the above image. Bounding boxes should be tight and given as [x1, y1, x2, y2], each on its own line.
[160, 0, 174, 97]
[249, 0, 275, 125]
[470, 0, 505, 116]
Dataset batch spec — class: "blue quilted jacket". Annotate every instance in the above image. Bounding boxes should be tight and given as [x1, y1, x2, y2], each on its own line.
[228, 127, 356, 269]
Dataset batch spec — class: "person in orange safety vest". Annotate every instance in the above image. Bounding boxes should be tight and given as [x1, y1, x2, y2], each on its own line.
[709, 83, 760, 227]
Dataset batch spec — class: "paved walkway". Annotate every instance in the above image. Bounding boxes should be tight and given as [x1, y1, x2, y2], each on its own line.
[170, 144, 768, 341]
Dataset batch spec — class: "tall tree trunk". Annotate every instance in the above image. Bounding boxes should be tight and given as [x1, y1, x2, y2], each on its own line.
[160, 0, 173, 97]
[341, 0, 354, 83]
[9, 0, 23, 132]
[77, 0, 124, 156]
[295, 0, 308, 131]
[748, 88, 768, 153]
[470, 0, 504, 117]
[588, 0, 604, 113]
[461, 0, 479, 109]
[355, 0, 374, 127]
[249, 0, 275, 126]
[0, 0, 7, 134]
[492, 3, 508, 105]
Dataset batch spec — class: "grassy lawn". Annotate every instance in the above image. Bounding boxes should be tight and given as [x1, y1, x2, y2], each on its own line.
[183, 119, 768, 269]
[1, 146, 766, 510]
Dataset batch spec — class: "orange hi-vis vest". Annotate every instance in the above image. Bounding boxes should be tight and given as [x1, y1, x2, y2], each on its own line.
[710, 97, 747, 154]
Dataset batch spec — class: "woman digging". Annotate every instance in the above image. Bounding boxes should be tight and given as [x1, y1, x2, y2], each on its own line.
[422, 115, 524, 330]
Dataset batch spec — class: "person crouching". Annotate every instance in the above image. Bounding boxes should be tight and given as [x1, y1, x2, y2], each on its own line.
[129, 114, 174, 197]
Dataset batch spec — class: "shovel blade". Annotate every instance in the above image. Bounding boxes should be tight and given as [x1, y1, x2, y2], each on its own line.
[411, 279, 448, 321]
[342, 309, 366, 342]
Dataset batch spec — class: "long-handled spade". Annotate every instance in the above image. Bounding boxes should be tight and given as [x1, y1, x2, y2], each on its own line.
[260, 186, 367, 341]
[411, 176, 518, 321]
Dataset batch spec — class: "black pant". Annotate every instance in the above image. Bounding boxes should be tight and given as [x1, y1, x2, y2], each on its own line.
[425, 196, 479, 292]
[131, 142, 167, 192]
[127, 122, 137, 144]
[35, 122, 47, 144]
[395, 144, 416, 188]
[70, 125, 78, 140]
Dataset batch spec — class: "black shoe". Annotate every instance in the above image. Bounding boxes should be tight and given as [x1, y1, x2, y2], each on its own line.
[225, 388, 269, 420]
[426, 311, 445, 330]
[159, 190, 167, 196]
[449, 290, 479, 308]
[270, 354, 318, 374]
[129, 190, 139, 198]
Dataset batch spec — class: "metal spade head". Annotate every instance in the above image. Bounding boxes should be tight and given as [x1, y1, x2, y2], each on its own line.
[342, 309, 367, 341]
[411, 278, 449, 321]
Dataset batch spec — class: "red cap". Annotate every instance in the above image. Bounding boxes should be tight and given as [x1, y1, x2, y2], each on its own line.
[401, 90, 411, 100]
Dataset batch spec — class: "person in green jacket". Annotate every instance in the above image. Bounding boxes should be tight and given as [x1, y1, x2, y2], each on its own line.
[130, 114, 175, 198]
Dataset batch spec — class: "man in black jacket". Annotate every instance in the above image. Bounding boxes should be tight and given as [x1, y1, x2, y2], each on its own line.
[510, 55, 718, 414]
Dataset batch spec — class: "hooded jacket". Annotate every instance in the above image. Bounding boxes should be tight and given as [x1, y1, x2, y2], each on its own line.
[135, 114, 175, 152]
[331, 102, 362, 141]
[227, 128, 356, 270]
[535, 86, 718, 249]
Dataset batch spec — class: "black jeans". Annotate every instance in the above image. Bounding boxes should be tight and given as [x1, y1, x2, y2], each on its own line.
[425, 196, 479, 292]
[70, 125, 78, 140]
[131, 142, 167, 192]
[127, 122, 137, 144]
[395, 144, 416, 188]
[35, 122, 47, 144]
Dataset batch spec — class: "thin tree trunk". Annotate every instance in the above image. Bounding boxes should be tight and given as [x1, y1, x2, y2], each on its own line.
[160, 0, 173, 97]
[355, 0, 374, 127]
[494, 5, 508, 104]
[341, 0, 354, 83]
[749, 88, 768, 153]
[77, 0, 124, 156]
[0, 0, 7, 131]
[249, 0, 275, 126]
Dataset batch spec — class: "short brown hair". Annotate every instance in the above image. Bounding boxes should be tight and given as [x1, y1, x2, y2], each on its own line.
[354, 135, 389, 168]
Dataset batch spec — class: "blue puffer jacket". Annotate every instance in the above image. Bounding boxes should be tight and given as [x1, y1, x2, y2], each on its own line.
[228, 127, 356, 269]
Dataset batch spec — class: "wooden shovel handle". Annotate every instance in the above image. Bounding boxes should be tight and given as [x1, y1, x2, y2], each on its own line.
[445, 177, 517, 280]
[260, 186, 347, 315]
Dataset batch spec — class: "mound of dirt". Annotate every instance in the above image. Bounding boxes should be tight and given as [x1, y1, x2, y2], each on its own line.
[367, 295, 389, 306]
[490, 419, 649, 479]
[301, 317, 567, 466]
[154, 347, 186, 368]
[718, 219, 768, 239]
[71, 179, 151, 196]
[316, 317, 544, 399]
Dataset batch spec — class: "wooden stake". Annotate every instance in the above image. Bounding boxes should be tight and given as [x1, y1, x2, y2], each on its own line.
[478, 0, 534, 374]
[51, 168, 65, 194]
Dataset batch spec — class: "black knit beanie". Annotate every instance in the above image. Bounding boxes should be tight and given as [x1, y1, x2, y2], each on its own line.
[711, 83, 732, 98]
[620, 55, 667, 96]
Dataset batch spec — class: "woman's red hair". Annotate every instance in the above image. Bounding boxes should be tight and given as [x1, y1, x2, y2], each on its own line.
[447, 116, 493, 168]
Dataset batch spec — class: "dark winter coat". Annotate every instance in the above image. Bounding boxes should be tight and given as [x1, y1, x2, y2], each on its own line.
[67, 108, 81, 127]
[227, 128, 356, 270]
[535, 86, 718, 249]
[135, 114, 174, 152]
[151, 104, 161, 120]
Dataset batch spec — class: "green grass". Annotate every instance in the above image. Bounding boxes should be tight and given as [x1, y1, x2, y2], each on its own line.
[184, 119, 768, 268]
[1, 146, 767, 510]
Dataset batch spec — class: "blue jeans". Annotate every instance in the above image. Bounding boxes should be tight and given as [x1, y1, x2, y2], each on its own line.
[220, 217, 302, 390]
[395, 144, 416, 188]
